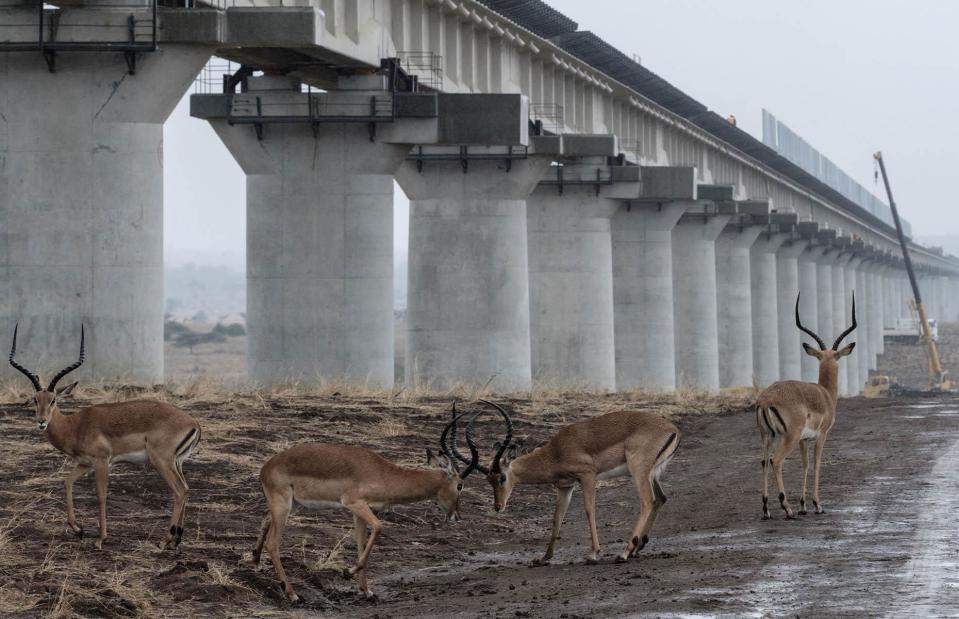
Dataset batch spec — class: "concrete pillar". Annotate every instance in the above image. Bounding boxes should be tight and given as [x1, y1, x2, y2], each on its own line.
[869, 265, 884, 361]
[750, 233, 788, 388]
[715, 225, 764, 388]
[612, 202, 686, 391]
[882, 267, 897, 329]
[799, 246, 826, 383]
[831, 254, 853, 396]
[0, 47, 211, 383]
[526, 187, 617, 389]
[776, 239, 810, 381]
[671, 213, 731, 391]
[815, 250, 836, 353]
[209, 77, 411, 387]
[856, 266, 871, 386]
[396, 156, 551, 391]
[844, 256, 864, 395]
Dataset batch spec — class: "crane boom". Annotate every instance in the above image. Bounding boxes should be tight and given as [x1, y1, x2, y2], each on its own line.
[873, 151, 949, 390]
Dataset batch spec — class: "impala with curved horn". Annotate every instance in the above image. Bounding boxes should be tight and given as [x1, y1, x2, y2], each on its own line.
[757, 292, 857, 520]
[458, 400, 680, 565]
[9, 325, 201, 550]
[252, 408, 480, 601]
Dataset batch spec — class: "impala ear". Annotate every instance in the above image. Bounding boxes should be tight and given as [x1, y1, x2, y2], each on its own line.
[836, 342, 856, 358]
[56, 381, 78, 398]
[802, 343, 822, 359]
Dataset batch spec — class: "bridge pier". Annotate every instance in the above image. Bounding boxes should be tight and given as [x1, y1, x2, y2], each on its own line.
[671, 210, 730, 390]
[844, 255, 864, 395]
[397, 155, 552, 391]
[611, 202, 687, 391]
[0, 43, 211, 383]
[815, 247, 837, 358]
[799, 245, 826, 382]
[715, 224, 764, 388]
[856, 264, 873, 386]
[776, 239, 810, 380]
[526, 185, 618, 390]
[750, 232, 788, 389]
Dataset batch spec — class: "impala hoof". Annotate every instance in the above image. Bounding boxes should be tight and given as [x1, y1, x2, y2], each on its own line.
[585, 557, 599, 565]
[798, 510, 808, 516]
[95, 539, 105, 550]
[761, 514, 771, 521]
[531, 558, 550, 567]
[784, 514, 796, 520]
[615, 554, 629, 564]
[815, 509, 826, 515]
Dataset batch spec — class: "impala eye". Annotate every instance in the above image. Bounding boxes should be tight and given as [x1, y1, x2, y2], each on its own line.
[457, 483, 463, 491]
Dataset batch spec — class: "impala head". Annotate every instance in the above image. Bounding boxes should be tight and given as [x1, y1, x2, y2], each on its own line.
[431, 407, 481, 523]
[465, 400, 517, 513]
[9, 324, 84, 431]
[795, 292, 857, 369]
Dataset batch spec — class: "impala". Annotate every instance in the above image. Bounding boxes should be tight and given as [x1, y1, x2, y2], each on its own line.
[252, 408, 480, 601]
[757, 293, 857, 520]
[9, 325, 202, 550]
[458, 400, 680, 565]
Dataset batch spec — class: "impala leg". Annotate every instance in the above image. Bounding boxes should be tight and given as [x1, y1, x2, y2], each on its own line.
[618, 458, 658, 562]
[252, 514, 271, 568]
[64, 463, 91, 539]
[798, 441, 810, 515]
[760, 426, 772, 520]
[344, 502, 382, 577]
[534, 485, 574, 566]
[263, 490, 298, 602]
[352, 514, 372, 597]
[579, 475, 601, 563]
[149, 450, 188, 550]
[771, 438, 797, 520]
[172, 458, 191, 540]
[812, 435, 827, 514]
[93, 459, 109, 549]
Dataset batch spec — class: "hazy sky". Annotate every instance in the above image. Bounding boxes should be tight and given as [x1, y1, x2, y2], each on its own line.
[163, 0, 959, 267]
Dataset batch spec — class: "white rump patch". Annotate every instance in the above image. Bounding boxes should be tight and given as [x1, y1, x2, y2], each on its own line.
[597, 463, 630, 480]
[800, 427, 820, 441]
[112, 450, 149, 465]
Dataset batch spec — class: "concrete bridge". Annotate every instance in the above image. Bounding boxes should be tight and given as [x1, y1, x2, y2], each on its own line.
[1, 0, 957, 395]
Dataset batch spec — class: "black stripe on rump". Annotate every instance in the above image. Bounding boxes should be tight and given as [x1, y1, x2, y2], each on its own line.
[760, 407, 776, 435]
[769, 406, 788, 434]
[655, 433, 677, 462]
[175, 428, 197, 455]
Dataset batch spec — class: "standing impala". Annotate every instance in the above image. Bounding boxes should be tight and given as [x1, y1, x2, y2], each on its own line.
[757, 293, 857, 520]
[252, 408, 480, 602]
[460, 400, 680, 565]
[9, 325, 201, 550]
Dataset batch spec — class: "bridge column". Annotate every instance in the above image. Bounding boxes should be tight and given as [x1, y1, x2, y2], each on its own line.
[612, 202, 687, 391]
[715, 224, 764, 388]
[0, 42, 212, 383]
[857, 264, 874, 384]
[750, 233, 788, 389]
[671, 210, 731, 391]
[526, 186, 618, 389]
[799, 246, 826, 382]
[815, 248, 837, 355]
[844, 255, 864, 395]
[776, 239, 810, 380]
[832, 253, 853, 396]
[868, 263, 884, 362]
[397, 155, 552, 391]
[882, 266, 897, 330]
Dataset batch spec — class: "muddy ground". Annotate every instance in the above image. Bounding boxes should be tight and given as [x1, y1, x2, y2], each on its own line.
[1, 385, 958, 618]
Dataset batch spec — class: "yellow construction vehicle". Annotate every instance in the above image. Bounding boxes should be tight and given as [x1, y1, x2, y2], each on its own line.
[874, 152, 952, 391]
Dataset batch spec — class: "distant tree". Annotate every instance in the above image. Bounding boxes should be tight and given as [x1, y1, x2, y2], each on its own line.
[173, 330, 225, 354]
[190, 311, 208, 324]
[164, 320, 191, 342]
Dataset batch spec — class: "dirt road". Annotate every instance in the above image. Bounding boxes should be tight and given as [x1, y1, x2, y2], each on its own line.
[1, 391, 957, 617]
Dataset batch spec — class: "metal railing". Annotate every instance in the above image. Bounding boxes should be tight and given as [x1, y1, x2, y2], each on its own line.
[0, 0, 159, 73]
[531, 103, 564, 135]
[396, 51, 442, 91]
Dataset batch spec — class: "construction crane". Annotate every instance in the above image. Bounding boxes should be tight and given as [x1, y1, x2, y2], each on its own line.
[873, 151, 952, 391]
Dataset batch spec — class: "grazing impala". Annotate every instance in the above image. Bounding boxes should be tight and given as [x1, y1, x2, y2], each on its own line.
[460, 400, 680, 565]
[9, 325, 201, 550]
[757, 293, 857, 520]
[252, 409, 480, 601]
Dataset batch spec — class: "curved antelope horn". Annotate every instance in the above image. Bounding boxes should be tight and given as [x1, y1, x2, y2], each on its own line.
[445, 402, 475, 467]
[439, 408, 481, 480]
[47, 325, 85, 392]
[795, 293, 826, 350]
[479, 399, 513, 474]
[465, 412, 491, 476]
[9, 324, 42, 392]
[832, 292, 858, 350]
